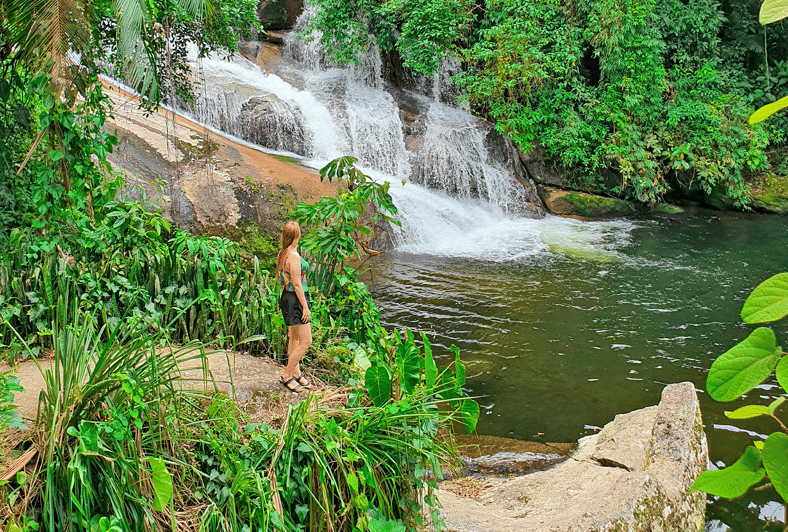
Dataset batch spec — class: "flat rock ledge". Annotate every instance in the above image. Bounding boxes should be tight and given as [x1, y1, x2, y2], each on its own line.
[436, 382, 708, 532]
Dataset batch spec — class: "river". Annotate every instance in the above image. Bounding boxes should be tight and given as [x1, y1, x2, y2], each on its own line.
[367, 206, 788, 531]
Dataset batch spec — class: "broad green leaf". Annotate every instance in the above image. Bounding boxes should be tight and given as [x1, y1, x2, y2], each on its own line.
[422, 332, 438, 390]
[741, 273, 788, 323]
[77, 421, 101, 455]
[365, 364, 391, 407]
[396, 330, 420, 395]
[49, 149, 65, 163]
[725, 405, 771, 419]
[707, 327, 780, 401]
[346, 472, 359, 494]
[353, 346, 371, 372]
[763, 432, 788, 502]
[690, 446, 765, 498]
[452, 345, 466, 388]
[148, 457, 173, 512]
[760, 0, 788, 24]
[776, 356, 788, 395]
[461, 399, 480, 435]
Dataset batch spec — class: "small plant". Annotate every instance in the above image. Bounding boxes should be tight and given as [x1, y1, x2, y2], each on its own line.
[691, 273, 788, 524]
[0, 368, 26, 432]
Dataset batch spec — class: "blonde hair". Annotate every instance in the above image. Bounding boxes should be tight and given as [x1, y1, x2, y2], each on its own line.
[276, 221, 301, 275]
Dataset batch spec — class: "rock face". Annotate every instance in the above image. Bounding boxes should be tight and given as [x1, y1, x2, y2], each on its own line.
[437, 382, 707, 532]
[240, 95, 314, 156]
[538, 184, 638, 218]
[258, 0, 304, 30]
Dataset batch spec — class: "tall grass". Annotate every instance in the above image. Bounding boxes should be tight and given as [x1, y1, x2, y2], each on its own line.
[4, 296, 216, 531]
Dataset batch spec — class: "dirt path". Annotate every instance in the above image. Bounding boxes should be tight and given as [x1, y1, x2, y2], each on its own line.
[2, 350, 314, 425]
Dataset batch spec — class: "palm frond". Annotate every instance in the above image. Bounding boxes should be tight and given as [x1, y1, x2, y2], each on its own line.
[7, 0, 91, 92]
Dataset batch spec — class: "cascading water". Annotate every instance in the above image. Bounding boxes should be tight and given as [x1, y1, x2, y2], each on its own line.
[181, 3, 552, 255]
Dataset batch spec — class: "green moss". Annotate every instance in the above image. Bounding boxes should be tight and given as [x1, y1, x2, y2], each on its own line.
[269, 153, 305, 166]
[653, 203, 684, 215]
[750, 173, 788, 214]
[220, 222, 278, 270]
[563, 192, 637, 217]
[268, 183, 298, 219]
[176, 136, 220, 162]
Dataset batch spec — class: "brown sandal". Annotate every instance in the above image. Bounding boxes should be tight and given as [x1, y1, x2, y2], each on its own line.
[280, 376, 303, 393]
[295, 374, 312, 390]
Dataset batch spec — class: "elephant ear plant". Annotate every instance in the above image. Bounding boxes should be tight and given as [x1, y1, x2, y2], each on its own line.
[691, 273, 788, 522]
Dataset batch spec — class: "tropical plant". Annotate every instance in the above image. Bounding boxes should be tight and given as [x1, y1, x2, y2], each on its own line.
[295, 156, 400, 297]
[690, 273, 788, 526]
[0, 369, 25, 432]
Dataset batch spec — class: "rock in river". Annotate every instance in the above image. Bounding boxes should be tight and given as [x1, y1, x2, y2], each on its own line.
[436, 381, 707, 532]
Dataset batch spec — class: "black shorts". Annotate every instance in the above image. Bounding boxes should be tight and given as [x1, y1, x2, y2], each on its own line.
[279, 291, 310, 326]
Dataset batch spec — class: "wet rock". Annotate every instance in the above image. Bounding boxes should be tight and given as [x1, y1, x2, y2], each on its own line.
[265, 31, 286, 45]
[240, 94, 314, 157]
[537, 184, 638, 218]
[436, 382, 707, 532]
[520, 144, 569, 188]
[238, 40, 263, 63]
[453, 434, 574, 476]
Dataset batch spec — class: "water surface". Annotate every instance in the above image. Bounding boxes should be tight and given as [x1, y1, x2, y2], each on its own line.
[368, 207, 788, 531]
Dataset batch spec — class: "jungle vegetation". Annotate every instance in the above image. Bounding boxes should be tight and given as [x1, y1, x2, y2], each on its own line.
[0, 0, 478, 530]
[305, 0, 788, 206]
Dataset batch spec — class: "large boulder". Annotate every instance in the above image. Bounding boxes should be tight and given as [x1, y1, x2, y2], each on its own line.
[258, 0, 303, 30]
[538, 184, 638, 218]
[436, 381, 708, 532]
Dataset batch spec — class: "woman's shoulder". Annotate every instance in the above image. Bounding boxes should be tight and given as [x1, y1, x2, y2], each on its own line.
[285, 250, 301, 265]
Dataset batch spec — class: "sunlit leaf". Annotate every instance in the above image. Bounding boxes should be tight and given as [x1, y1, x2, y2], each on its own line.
[461, 399, 480, 435]
[760, 0, 788, 24]
[725, 404, 771, 419]
[690, 446, 765, 498]
[777, 357, 788, 395]
[148, 457, 173, 512]
[749, 95, 788, 125]
[741, 273, 788, 323]
[763, 432, 788, 502]
[707, 327, 780, 401]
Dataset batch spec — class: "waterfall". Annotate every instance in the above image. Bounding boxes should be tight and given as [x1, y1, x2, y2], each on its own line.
[181, 4, 546, 250]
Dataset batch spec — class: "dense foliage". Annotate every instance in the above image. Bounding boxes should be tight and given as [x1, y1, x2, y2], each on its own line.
[305, 0, 788, 205]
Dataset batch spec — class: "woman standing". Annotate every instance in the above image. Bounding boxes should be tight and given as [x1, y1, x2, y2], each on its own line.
[276, 220, 313, 393]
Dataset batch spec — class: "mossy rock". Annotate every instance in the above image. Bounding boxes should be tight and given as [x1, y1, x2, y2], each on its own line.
[749, 173, 788, 214]
[652, 203, 684, 215]
[538, 185, 638, 218]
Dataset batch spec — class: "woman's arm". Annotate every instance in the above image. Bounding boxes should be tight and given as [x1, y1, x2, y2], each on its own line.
[287, 253, 311, 323]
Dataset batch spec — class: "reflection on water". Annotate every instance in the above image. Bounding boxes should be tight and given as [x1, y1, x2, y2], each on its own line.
[367, 208, 788, 530]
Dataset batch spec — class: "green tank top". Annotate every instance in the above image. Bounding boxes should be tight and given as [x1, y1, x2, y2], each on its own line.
[280, 256, 310, 293]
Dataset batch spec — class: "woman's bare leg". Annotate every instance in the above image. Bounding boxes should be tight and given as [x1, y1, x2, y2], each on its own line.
[283, 323, 312, 380]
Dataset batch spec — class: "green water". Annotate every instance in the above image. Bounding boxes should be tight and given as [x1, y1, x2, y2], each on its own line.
[368, 208, 788, 531]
